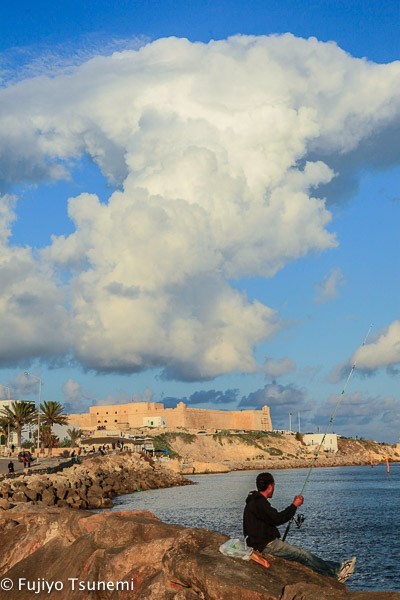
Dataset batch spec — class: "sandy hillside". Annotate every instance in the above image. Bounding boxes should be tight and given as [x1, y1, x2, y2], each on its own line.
[148, 431, 400, 473]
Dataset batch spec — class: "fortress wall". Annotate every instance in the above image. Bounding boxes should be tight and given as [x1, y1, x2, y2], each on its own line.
[86, 402, 165, 428]
[68, 402, 272, 432]
[163, 407, 187, 428]
[90, 402, 164, 418]
[166, 406, 272, 431]
[230, 411, 265, 430]
[182, 408, 236, 430]
[243, 405, 272, 431]
[68, 413, 93, 428]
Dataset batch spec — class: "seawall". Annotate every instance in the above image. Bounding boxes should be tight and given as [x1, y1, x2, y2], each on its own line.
[0, 452, 189, 510]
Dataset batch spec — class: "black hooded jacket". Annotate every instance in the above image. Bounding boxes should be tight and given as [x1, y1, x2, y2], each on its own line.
[243, 491, 297, 551]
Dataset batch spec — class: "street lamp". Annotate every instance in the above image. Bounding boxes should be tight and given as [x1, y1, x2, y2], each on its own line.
[24, 372, 41, 461]
[289, 412, 292, 433]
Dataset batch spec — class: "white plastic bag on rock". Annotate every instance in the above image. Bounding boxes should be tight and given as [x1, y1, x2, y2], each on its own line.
[219, 538, 253, 560]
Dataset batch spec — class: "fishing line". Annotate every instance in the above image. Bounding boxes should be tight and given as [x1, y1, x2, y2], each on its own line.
[282, 324, 373, 542]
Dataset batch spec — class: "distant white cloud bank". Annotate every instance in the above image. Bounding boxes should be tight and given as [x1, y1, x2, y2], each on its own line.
[0, 35, 400, 379]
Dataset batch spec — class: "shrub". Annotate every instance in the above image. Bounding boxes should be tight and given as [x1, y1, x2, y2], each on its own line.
[151, 434, 180, 458]
[266, 447, 283, 456]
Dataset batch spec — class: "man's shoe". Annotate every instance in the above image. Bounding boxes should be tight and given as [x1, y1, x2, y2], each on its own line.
[251, 550, 270, 569]
[337, 557, 356, 582]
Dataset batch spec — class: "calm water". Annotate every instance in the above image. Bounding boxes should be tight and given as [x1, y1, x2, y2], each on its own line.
[111, 464, 400, 592]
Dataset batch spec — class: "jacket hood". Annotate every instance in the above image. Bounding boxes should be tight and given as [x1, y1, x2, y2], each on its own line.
[245, 490, 264, 504]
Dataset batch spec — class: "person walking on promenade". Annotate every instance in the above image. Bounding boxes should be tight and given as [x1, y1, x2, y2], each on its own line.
[243, 472, 356, 583]
[8, 460, 14, 473]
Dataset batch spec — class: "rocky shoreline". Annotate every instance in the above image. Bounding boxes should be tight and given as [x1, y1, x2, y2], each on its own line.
[0, 452, 189, 511]
[0, 506, 399, 599]
[0, 449, 399, 598]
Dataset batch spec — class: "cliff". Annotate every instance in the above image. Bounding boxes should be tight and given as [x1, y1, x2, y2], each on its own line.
[0, 507, 398, 599]
[151, 432, 400, 474]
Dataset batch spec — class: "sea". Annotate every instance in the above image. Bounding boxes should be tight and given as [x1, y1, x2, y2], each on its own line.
[111, 464, 400, 592]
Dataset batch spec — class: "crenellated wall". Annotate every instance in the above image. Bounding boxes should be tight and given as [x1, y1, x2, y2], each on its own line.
[69, 401, 272, 432]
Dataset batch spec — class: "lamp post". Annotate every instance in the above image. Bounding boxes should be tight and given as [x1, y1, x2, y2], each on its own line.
[298, 411, 301, 433]
[24, 372, 41, 461]
[289, 412, 292, 433]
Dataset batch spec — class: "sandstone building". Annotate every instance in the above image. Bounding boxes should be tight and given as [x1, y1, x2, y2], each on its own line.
[69, 401, 272, 433]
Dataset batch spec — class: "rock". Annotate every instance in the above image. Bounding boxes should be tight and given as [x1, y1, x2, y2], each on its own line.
[86, 496, 102, 509]
[56, 499, 69, 508]
[41, 488, 56, 506]
[12, 492, 28, 503]
[66, 493, 81, 507]
[23, 487, 39, 501]
[0, 507, 395, 600]
[192, 461, 230, 473]
[86, 483, 103, 497]
[25, 481, 46, 496]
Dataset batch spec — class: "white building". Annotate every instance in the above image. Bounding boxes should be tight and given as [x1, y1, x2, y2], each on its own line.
[142, 416, 166, 428]
[302, 433, 338, 453]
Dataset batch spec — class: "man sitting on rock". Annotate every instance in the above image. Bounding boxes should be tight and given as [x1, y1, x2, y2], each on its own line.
[243, 472, 356, 583]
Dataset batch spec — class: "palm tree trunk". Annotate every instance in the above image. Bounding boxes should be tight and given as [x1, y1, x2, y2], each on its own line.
[17, 426, 22, 449]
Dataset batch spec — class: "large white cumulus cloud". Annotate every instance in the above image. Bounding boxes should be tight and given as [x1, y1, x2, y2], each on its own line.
[0, 195, 70, 365]
[0, 35, 400, 379]
[353, 321, 400, 372]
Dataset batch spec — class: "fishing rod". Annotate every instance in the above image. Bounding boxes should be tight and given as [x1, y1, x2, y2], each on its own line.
[282, 324, 373, 542]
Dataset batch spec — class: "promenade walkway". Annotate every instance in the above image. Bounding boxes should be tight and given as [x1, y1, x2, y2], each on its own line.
[0, 455, 75, 476]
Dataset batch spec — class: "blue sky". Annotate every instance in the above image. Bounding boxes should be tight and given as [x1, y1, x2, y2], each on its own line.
[0, 1, 399, 441]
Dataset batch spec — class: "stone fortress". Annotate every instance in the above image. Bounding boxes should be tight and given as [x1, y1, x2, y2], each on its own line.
[69, 401, 272, 433]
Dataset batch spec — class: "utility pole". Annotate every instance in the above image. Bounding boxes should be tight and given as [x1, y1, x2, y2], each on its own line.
[24, 372, 42, 462]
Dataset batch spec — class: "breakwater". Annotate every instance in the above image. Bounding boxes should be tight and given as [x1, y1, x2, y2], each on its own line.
[0, 452, 188, 510]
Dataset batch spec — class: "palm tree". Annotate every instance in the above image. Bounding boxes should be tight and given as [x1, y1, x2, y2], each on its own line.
[40, 425, 60, 452]
[0, 415, 15, 447]
[0, 416, 15, 446]
[0, 401, 37, 449]
[66, 427, 82, 448]
[40, 401, 68, 455]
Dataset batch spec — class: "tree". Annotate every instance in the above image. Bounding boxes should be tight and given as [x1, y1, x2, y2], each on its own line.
[40, 401, 68, 455]
[0, 415, 16, 447]
[0, 401, 37, 448]
[66, 427, 82, 448]
[40, 425, 60, 452]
